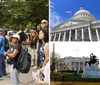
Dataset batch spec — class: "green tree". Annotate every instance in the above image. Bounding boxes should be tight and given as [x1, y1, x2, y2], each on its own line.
[0, 0, 49, 30]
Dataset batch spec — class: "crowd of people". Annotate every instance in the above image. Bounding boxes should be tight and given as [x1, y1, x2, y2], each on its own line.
[0, 19, 49, 85]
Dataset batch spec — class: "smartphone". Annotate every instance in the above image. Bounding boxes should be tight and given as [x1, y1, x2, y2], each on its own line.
[32, 71, 39, 81]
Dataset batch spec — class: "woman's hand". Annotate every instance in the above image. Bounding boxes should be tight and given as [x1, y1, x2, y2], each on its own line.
[35, 70, 40, 78]
[4, 52, 8, 56]
[35, 80, 43, 85]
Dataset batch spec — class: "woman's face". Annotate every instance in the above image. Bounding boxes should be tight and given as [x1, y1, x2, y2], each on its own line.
[39, 31, 44, 40]
[12, 37, 19, 44]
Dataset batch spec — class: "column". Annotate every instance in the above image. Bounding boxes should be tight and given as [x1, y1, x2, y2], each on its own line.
[70, 62, 72, 70]
[69, 30, 71, 41]
[82, 62, 84, 70]
[63, 31, 66, 41]
[79, 62, 80, 71]
[50, 34, 52, 41]
[53, 33, 56, 41]
[74, 62, 76, 71]
[88, 27, 92, 41]
[96, 28, 100, 41]
[75, 29, 77, 41]
[69, 62, 72, 70]
[81, 28, 84, 41]
[58, 32, 61, 41]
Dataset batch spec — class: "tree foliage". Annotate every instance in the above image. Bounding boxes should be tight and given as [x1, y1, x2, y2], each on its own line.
[0, 0, 49, 30]
[50, 52, 62, 72]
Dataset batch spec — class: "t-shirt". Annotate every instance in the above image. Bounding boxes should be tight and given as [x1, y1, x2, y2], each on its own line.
[0, 35, 5, 54]
[13, 43, 21, 61]
[30, 38, 38, 49]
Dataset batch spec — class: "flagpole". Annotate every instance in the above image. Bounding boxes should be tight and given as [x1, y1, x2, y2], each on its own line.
[70, 12, 72, 18]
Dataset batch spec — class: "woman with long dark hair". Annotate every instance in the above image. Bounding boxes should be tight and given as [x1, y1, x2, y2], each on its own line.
[34, 29, 50, 85]
[37, 29, 49, 68]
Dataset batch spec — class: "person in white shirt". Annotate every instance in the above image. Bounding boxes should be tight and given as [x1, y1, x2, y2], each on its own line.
[35, 62, 50, 85]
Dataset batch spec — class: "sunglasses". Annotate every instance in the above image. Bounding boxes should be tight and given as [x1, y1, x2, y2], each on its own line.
[41, 22, 47, 24]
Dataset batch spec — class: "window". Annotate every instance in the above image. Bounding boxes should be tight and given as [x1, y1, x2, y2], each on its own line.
[91, 29, 97, 41]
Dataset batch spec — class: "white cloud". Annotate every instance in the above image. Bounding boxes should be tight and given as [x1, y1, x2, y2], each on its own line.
[50, 42, 100, 58]
[50, 2, 63, 28]
[50, 1, 54, 8]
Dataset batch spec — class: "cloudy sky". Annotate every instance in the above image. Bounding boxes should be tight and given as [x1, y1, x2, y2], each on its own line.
[50, 0, 100, 28]
[50, 42, 100, 59]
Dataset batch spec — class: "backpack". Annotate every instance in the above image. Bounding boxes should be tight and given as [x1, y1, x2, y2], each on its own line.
[14, 47, 31, 73]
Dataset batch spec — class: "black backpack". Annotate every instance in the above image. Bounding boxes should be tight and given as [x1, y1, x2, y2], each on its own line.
[14, 47, 31, 73]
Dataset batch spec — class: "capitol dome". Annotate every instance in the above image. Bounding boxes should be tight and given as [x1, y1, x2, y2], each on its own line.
[72, 7, 95, 21]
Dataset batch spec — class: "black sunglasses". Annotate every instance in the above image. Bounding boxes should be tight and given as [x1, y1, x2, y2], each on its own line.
[41, 22, 47, 24]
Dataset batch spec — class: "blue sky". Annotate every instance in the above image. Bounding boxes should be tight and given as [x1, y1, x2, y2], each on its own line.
[50, 0, 100, 28]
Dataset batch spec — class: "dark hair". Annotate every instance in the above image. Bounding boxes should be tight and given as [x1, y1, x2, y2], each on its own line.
[39, 29, 48, 42]
[38, 29, 49, 48]
[4, 29, 7, 35]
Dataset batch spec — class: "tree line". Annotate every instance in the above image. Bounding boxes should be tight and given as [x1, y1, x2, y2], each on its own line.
[0, 0, 49, 30]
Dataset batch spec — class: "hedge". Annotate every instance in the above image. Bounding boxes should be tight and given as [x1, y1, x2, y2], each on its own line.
[51, 72, 100, 82]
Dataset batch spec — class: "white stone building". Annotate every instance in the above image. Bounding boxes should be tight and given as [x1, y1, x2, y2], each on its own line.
[50, 7, 100, 41]
[58, 56, 90, 71]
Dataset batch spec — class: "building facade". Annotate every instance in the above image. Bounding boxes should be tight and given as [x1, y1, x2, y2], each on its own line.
[50, 7, 100, 41]
[58, 56, 90, 71]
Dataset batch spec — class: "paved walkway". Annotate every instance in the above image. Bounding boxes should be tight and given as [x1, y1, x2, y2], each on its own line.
[0, 65, 38, 85]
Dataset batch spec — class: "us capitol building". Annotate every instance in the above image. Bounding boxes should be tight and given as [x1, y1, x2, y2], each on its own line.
[50, 7, 100, 41]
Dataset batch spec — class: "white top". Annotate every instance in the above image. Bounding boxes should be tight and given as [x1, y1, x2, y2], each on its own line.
[43, 62, 50, 83]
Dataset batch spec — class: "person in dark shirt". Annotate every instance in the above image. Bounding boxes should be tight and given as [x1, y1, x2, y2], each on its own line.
[41, 20, 48, 30]
[30, 31, 38, 68]
[4, 34, 21, 85]
[33, 23, 40, 34]
[41, 19, 49, 41]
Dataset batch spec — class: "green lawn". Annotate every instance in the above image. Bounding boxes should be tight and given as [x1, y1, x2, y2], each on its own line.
[51, 72, 100, 82]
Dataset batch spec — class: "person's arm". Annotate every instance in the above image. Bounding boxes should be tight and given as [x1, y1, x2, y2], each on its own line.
[0, 38, 2, 45]
[36, 40, 39, 52]
[0, 41, 1, 45]
[36, 40, 39, 50]
[6, 49, 19, 58]
[42, 43, 49, 67]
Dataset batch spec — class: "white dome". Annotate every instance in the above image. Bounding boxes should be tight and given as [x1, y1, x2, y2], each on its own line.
[72, 7, 95, 21]
[75, 9, 90, 15]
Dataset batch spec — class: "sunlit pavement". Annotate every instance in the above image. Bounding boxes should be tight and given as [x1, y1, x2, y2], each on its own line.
[0, 64, 38, 85]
